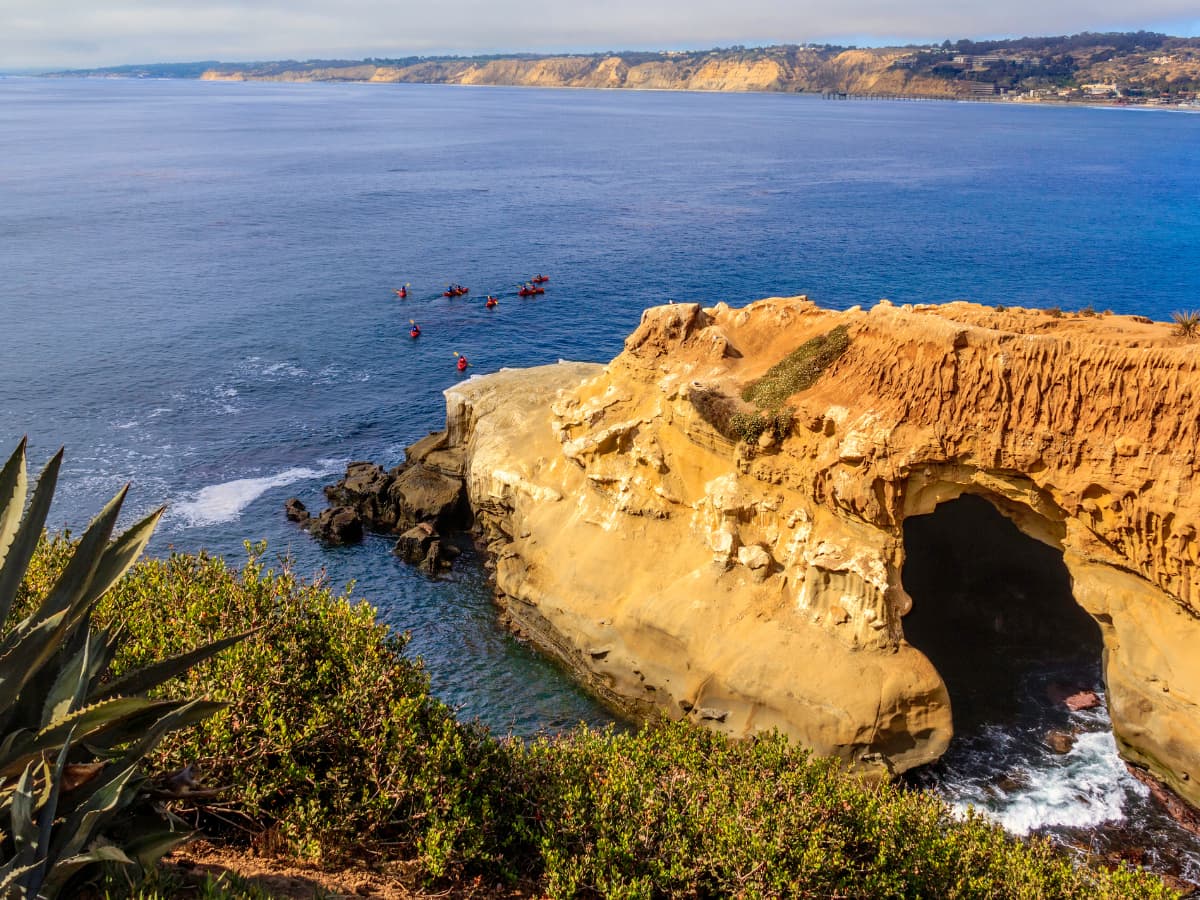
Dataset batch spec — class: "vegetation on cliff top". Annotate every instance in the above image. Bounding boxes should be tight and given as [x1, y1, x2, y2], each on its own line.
[18, 535, 1176, 897]
[742, 323, 852, 409]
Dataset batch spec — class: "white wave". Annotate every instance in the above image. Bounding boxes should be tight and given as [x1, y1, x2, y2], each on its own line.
[172, 463, 342, 527]
[261, 362, 308, 378]
[952, 730, 1148, 835]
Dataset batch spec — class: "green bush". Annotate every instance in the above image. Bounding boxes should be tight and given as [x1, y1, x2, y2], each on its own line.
[517, 723, 1173, 899]
[20, 539, 521, 877]
[741, 324, 851, 409]
[20, 540, 1176, 897]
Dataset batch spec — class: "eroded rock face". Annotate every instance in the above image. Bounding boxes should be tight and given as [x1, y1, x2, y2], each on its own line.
[442, 297, 1200, 806]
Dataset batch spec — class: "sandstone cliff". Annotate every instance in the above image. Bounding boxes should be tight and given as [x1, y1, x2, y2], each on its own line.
[428, 298, 1200, 808]
[199, 48, 964, 97]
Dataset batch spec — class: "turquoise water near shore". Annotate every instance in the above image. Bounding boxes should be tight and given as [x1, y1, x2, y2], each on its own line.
[2, 76, 1200, 880]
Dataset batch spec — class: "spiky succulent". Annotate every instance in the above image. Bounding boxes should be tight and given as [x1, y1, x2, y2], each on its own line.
[0, 439, 246, 898]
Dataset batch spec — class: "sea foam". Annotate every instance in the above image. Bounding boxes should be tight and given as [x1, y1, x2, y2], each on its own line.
[172, 463, 342, 527]
[952, 729, 1147, 835]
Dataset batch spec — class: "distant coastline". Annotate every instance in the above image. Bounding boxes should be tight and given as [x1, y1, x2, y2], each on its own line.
[41, 32, 1200, 109]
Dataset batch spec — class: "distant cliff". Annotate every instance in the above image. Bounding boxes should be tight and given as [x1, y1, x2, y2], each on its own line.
[56, 33, 1200, 103]
[188, 34, 1200, 102]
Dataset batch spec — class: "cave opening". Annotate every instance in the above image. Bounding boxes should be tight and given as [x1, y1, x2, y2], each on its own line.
[901, 493, 1104, 735]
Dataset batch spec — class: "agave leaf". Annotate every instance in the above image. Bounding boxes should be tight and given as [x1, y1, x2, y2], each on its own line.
[0, 860, 41, 896]
[122, 828, 193, 870]
[0, 611, 71, 732]
[0, 447, 62, 629]
[50, 761, 139, 863]
[21, 729, 74, 898]
[41, 628, 95, 731]
[81, 699, 225, 757]
[36, 484, 127, 628]
[83, 628, 122, 698]
[98, 629, 255, 701]
[78, 506, 163, 614]
[38, 845, 134, 899]
[0, 440, 28, 576]
[0, 698, 161, 778]
[10, 762, 38, 857]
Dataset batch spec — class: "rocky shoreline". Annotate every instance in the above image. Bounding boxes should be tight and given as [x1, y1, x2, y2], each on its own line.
[286, 430, 472, 575]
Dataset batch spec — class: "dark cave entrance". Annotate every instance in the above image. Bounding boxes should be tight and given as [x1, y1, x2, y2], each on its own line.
[901, 493, 1105, 734]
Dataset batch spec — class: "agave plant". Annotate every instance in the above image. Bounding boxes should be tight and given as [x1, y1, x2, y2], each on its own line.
[1172, 309, 1200, 339]
[0, 439, 247, 898]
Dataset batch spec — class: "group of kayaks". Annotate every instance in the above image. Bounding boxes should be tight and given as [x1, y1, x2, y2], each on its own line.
[394, 275, 552, 370]
[394, 274, 550, 304]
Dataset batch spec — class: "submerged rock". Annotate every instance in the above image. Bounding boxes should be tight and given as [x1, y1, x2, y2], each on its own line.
[1044, 730, 1077, 754]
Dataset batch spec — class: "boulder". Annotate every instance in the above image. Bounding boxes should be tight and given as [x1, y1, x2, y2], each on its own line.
[308, 506, 363, 546]
[1045, 730, 1076, 754]
[394, 522, 437, 565]
[284, 497, 309, 524]
[393, 522, 461, 574]
[323, 462, 397, 531]
[388, 463, 467, 529]
[1065, 690, 1101, 712]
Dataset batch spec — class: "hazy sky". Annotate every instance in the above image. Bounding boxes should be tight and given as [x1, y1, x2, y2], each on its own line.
[3, 0, 1198, 70]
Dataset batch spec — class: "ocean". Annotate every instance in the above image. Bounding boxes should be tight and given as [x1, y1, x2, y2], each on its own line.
[2, 75, 1199, 880]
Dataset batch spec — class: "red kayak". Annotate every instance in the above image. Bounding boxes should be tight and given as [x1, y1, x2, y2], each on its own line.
[517, 285, 545, 297]
[443, 286, 470, 297]
[531, 274, 549, 284]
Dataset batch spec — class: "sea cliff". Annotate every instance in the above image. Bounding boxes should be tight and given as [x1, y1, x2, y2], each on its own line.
[422, 297, 1200, 809]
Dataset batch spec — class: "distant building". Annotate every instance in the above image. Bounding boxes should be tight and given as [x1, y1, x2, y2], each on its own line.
[966, 81, 998, 97]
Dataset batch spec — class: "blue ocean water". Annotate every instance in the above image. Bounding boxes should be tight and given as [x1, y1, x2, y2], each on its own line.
[3, 76, 1200, 874]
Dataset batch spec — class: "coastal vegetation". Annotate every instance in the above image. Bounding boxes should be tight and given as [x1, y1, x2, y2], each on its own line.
[15, 527, 1176, 895]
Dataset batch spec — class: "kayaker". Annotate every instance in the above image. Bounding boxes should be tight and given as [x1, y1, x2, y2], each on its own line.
[410, 320, 420, 338]
[486, 296, 498, 308]
[455, 352, 469, 372]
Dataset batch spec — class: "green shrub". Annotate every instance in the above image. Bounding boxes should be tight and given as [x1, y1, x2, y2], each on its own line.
[516, 723, 1174, 899]
[21, 541, 1176, 897]
[741, 324, 850, 409]
[20, 539, 522, 877]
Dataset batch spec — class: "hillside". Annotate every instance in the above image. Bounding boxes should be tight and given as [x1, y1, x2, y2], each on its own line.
[57, 33, 1200, 105]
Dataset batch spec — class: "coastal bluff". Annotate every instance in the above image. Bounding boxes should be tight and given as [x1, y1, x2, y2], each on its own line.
[421, 298, 1200, 807]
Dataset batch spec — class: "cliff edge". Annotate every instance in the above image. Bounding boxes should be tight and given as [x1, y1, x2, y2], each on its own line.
[433, 298, 1200, 807]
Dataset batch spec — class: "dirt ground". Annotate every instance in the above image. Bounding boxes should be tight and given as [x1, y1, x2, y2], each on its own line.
[164, 842, 539, 899]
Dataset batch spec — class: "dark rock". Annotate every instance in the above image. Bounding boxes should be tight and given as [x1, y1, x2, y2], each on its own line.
[405, 430, 449, 464]
[995, 771, 1030, 793]
[419, 539, 446, 575]
[388, 463, 467, 529]
[394, 522, 437, 565]
[1126, 763, 1200, 838]
[308, 506, 363, 546]
[323, 461, 398, 530]
[394, 522, 455, 574]
[284, 497, 309, 523]
[1045, 730, 1076, 754]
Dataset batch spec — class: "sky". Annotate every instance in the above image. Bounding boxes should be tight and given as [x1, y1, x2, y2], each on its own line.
[2, 0, 1198, 70]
